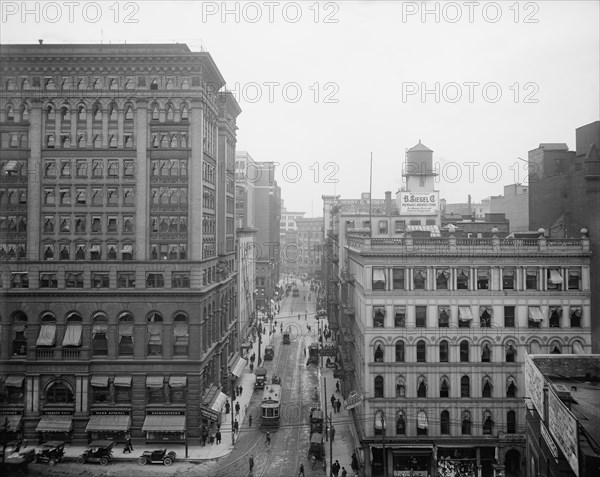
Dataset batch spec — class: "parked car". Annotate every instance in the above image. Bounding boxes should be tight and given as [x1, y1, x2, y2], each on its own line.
[264, 345, 275, 361]
[255, 367, 268, 388]
[310, 409, 324, 434]
[137, 449, 176, 466]
[308, 433, 325, 460]
[283, 332, 290, 344]
[76, 440, 114, 466]
[35, 441, 65, 467]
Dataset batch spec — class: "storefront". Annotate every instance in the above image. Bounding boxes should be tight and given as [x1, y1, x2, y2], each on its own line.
[35, 412, 73, 443]
[228, 353, 248, 378]
[0, 410, 23, 440]
[142, 411, 186, 443]
[436, 448, 477, 477]
[199, 385, 228, 425]
[85, 411, 131, 443]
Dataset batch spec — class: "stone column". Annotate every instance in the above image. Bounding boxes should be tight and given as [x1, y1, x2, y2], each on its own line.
[189, 99, 204, 260]
[135, 101, 148, 259]
[117, 109, 125, 147]
[27, 101, 42, 259]
[101, 106, 109, 147]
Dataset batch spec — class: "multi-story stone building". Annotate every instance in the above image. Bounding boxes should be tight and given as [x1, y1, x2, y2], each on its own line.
[323, 142, 593, 477]
[0, 43, 241, 446]
[280, 203, 305, 276]
[296, 217, 323, 277]
[490, 184, 529, 232]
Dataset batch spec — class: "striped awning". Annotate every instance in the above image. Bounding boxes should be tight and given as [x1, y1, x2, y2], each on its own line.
[36, 415, 73, 432]
[86, 415, 131, 432]
[458, 307, 473, 321]
[407, 225, 441, 237]
[169, 376, 187, 388]
[146, 376, 164, 388]
[91, 376, 109, 387]
[114, 376, 132, 387]
[5, 376, 25, 387]
[142, 415, 185, 432]
[528, 307, 544, 322]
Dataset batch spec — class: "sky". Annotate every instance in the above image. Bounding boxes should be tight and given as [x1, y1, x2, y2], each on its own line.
[2, 0, 599, 216]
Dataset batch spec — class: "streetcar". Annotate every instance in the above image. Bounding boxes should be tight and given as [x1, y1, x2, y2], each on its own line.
[292, 287, 300, 297]
[260, 384, 282, 427]
[308, 343, 319, 364]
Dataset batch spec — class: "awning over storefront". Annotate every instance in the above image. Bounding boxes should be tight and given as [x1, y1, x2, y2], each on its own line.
[86, 415, 131, 432]
[458, 307, 473, 321]
[528, 307, 544, 322]
[36, 415, 73, 432]
[1, 415, 23, 431]
[114, 376, 132, 387]
[5, 376, 25, 387]
[212, 392, 228, 413]
[231, 357, 248, 378]
[146, 376, 164, 388]
[169, 377, 187, 388]
[141, 415, 185, 432]
[91, 376, 109, 387]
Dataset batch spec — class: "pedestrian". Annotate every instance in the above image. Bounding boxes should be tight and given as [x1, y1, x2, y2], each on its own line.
[341, 467, 347, 477]
[216, 430, 221, 444]
[336, 399, 342, 413]
[335, 460, 341, 477]
[336, 381, 340, 393]
[299, 463, 305, 477]
[249, 414, 253, 427]
[331, 394, 336, 408]
[225, 400, 230, 414]
[235, 401, 240, 415]
[239, 385, 243, 395]
[234, 419, 239, 434]
[303, 347, 306, 356]
[265, 431, 271, 446]
[249, 455, 254, 472]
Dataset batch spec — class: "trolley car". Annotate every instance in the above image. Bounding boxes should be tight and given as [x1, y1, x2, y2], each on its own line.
[308, 343, 319, 364]
[260, 384, 282, 427]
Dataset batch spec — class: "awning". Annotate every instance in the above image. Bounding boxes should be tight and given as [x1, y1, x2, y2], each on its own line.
[142, 415, 185, 432]
[114, 376, 132, 387]
[5, 376, 25, 387]
[548, 269, 563, 284]
[212, 392, 229, 413]
[573, 341, 585, 354]
[528, 307, 544, 322]
[407, 225, 441, 237]
[169, 376, 187, 388]
[62, 324, 82, 346]
[121, 244, 133, 253]
[36, 415, 73, 432]
[417, 412, 428, 429]
[6, 160, 18, 172]
[231, 356, 248, 378]
[90, 244, 101, 252]
[86, 415, 131, 432]
[146, 376, 164, 388]
[458, 307, 473, 321]
[1, 415, 22, 431]
[530, 341, 542, 354]
[37, 324, 57, 346]
[372, 268, 385, 282]
[241, 342, 252, 349]
[91, 376, 109, 387]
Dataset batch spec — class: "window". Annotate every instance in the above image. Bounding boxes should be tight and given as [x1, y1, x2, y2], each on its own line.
[479, 306, 492, 327]
[378, 220, 388, 234]
[506, 344, 516, 362]
[549, 306, 562, 328]
[460, 340, 469, 362]
[372, 268, 386, 290]
[526, 268, 538, 289]
[108, 161, 118, 177]
[395, 341, 405, 362]
[394, 306, 406, 327]
[37, 312, 57, 348]
[483, 412, 494, 435]
[461, 376, 470, 398]
[60, 188, 71, 205]
[173, 313, 189, 356]
[417, 376, 427, 398]
[477, 268, 489, 289]
[504, 306, 515, 327]
[416, 411, 428, 436]
[374, 344, 384, 362]
[11, 272, 29, 288]
[436, 269, 449, 289]
[415, 306, 426, 327]
[147, 312, 163, 356]
[392, 268, 405, 290]
[65, 272, 83, 288]
[438, 306, 450, 328]
[502, 267, 515, 289]
[416, 340, 426, 362]
[507, 378, 517, 398]
[440, 377, 450, 398]
[117, 272, 135, 288]
[146, 273, 164, 288]
[440, 410, 450, 435]
[60, 216, 70, 233]
[12, 311, 28, 355]
[45, 381, 73, 404]
[481, 343, 491, 363]
[396, 411, 406, 435]
[570, 306, 582, 327]
[394, 220, 405, 233]
[60, 161, 71, 178]
[550, 341, 562, 354]
[107, 188, 118, 205]
[395, 376, 406, 398]
[91, 376, 110, 403]
[461, 411, 471, 435]
[92, 160, 103, 178]
[507, 410, 516, 434]
[172, 272, 190, 288]
[547, 268, 563, 290]
[528, 306, 543, 328]
[90, 243, 101, 260]
[482, 378, 493, 398]
[457, 268, 469, 289]
[40, 273, 58, 288]
[568, 268, 581, 290]
[374, 410, 385, 435]
[373, 307, 385, 327]
[439, 340, 449, 362]
[413, 268, 426, 289]
[75, 188, 86, 205]
[374, 376, 384, 398]
[118, 312, 134, 356]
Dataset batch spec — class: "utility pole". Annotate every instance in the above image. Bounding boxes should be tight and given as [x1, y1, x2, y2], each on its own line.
[230, 369, 236, 446]
[323, 376, 328, 442]
[329, 411, 333, 477]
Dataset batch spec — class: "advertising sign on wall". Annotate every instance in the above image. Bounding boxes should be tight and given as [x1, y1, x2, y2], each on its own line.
[548, 387, 579, 476]
[399, 192, 439, 215]
[524, 354, 545, 420]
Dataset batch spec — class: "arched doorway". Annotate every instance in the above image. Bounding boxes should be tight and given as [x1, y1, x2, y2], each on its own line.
[504, 449, 521, 477]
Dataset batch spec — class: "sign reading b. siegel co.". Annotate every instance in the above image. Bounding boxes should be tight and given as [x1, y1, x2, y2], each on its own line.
[399, 192, 439, 215]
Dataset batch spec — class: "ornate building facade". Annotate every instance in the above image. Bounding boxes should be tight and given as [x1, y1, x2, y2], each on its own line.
[0, 43, 241, 445]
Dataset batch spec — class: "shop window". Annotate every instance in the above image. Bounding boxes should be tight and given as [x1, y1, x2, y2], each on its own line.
[504, 306, 515, 328]
[374, 376, 384, 398]
[482, 378, 493, 398]
[482, 413, 494, 435]
[45, 380, 74, 404]
[502, 267, 515, 289]
[570, 307, 582, 327]
[460, 340, 470, 362]
[413, 268, 426, 289]
[395, 376, 406, 398]
[372, 268, 386, 290]
[439, 340, 449, 363]
[373, 306, 385, 327]
[396, 411, 406, 435]
[461, 411, 471, 435]
[526, 268, 538, 289]
[394, 306, 405, 327]
[479, 306, 492, 327]
[507, 378, 517, 398]
[568, 268, 581, 290]
[118, 312, 134, 356]
[12, 311, 28, 356]
[147, 312, 163, 356]
[173, 313, 189, 357]
[506, 344, 516, 363]
[440, 377, 450, 398]
[481, 343, 491, 363]
[477, 268, 489, 289]
[374, 344, 384, 362]
[438, 306, 449, 328]
[416, 411, 428, 436]
[415, 306, 426, 327]
[417, 376, 427, 398]
[549, 306, 562, 328]
[436, 269, 449, 289]
[461, 376, 470, 398]
[395, 341, 405, 362]
[440, 410, 450, 434]
[416, 340, 426, 362]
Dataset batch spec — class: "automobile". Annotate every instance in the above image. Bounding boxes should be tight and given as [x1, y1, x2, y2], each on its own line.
[309, 409, 324, 434]
[35, 441, 65, 467]
[137, 449, 176, 466]
[264, 345, 274, 361]
[76, 440, 114, 466]
[255, 367, 267, 388]
[308, 433, 325, 460]
[283, 332, 290, 344]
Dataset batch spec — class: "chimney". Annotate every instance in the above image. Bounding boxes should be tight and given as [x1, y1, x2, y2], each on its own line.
[467, 194, 471, 214]
[38, 39, 43, 45]
[385, 191, 392, 214]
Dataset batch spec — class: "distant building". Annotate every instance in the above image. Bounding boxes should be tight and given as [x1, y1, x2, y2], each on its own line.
[441, 196, 490, 219]
[280, 203, 305, 275]
[490, 184, 529, 232]
[235, 151, 257, 229]
[296, 217, 323, 277]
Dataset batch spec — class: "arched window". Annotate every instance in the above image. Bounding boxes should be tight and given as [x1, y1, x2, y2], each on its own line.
[60, 105, 69, 121]
[45, 380, 74, 404]
[147, 311, 163, 356]
[37, 312, 57, 348]
[173, 313, 189, 356]
[395, 376, 406, 398]
[92, 103, 102, 121]
[21, 104, 29, 121]
[374, 343, 384, 362]
[374, 376, 384, 398]
[483, 411, 494, 435]
[151, 104, 159, 120]
[125, 105, 134, 120]
[396, 410, 406, 435]
[507, 410, 516, 434]
[461, 411, 471, 435]
[7, 105, 15, 121]
[12, 311, 28, 356]
[507, 377, 517, 398]
[92, 312, 108, 356]
[439, 340, 449, 362]
[109, 135, 117, 148]
[161, 135, 169, 148]
[395, 341, 405, 362]
[461, 375, 470, 398]
[550, 341, 562, 354]
[118, 312, 134, 356]
[440, 377, 450, 398]
[109, 103, 117, 121]
[416, 340, 426, 362]
[63, 312, 82, 348]
[416, 410, 428, 436]
[374, 410, 385, 435]
[181, 104, 189, 120]
[417, 376, 427, 398]
[481, 342, 492, 362]
[506, 343, 516, 362]
[166, 104, 174, 121]
[482, 377, 493, 398]
[460, 340, 470, 362]
[440, 410, 450, 435]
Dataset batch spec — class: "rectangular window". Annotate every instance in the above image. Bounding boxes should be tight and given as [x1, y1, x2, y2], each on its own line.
[346, 220, 355, 229]
[92, 188, 103, 206]
[146, 273, 164, 288]
[504, 306, 515, 328]
[526, 268, 538, 289]
[394, 220, 405, 233]
[503, 267, 515, 289]
[477, 268, 489, 290]
[172, 273, 190, 288]
[392, 268, 405, 290]
[568, 268, 581, 290]
[91, 216, 102, 233]
[415, 306, 427, 327]
[372, 268, 386, 290]
[118, 272, 136, 288]
[413, 268, 426, 289]
[394, 306, 406, 327]
[436, 269, 449, 289]
[107, 216, 118, 232]
[107, 188, 118, 205]
[480, 306, 492, 327]
[65, 272, 84, 288]
[438, 306, 450, 328]
[547, 268, 563, 290]
[378, 220, 388, 234]
[92, 273, 110, 288]
[373, 307, 385, 328]
[11, 272, 29, 288]
[410, 219, 421, 226]
[40, 273, 58, 288]
[457, 268, 469, 289]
